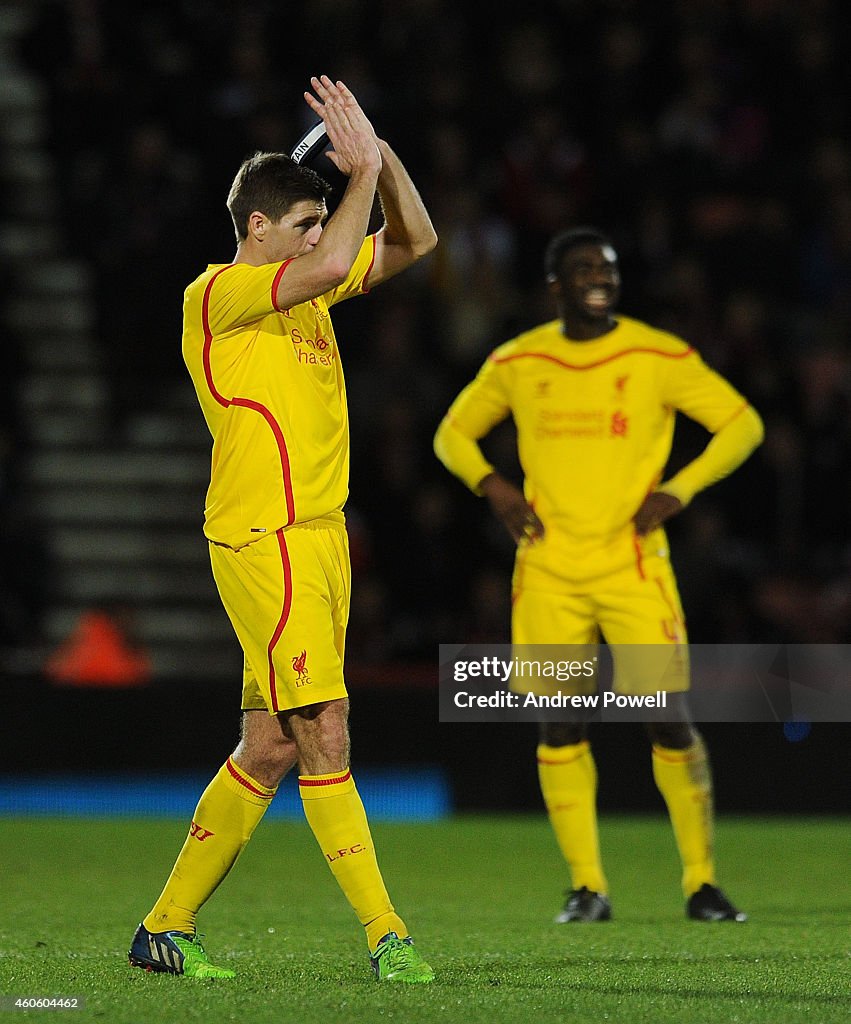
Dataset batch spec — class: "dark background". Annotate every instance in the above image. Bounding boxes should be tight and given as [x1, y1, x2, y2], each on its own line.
[4, 676, 846, 813]
[1, 0, 850, 812]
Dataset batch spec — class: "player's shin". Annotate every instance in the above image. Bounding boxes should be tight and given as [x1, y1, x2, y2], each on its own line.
[143, 757, 276, 935]
[652, 735, 716, 896]
[538, 741, 608, 894]
[299, 768, 407, 950]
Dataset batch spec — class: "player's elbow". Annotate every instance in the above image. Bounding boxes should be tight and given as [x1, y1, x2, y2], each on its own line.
[433, 415, 462, 471]
[399, 228, 439, 265]
[433, 417, 450, 463]
[416, 225, 439, 259]
[388, 223, 438, 262]
[745, 405, 765, 449]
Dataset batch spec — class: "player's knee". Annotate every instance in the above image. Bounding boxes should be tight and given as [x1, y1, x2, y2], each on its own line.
[539, 721, 587, 747]
[646, 721, 695, 749]
[266, 738, 299, 773]
[234, 711, 298, 782]
[286, 698, 351, 773]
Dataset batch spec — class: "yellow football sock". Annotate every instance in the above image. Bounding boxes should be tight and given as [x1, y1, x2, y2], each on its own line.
[652, 737, 716, 896]
[537, 741, 608, 894]
[143, 757, 276, 935]
[299, 768, 407, 950]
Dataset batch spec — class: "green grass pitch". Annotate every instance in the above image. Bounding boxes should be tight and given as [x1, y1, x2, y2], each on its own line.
[0, 815, 847, 1023]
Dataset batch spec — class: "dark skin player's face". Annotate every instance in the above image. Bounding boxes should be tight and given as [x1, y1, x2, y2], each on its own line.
[549, 242, 621, 340]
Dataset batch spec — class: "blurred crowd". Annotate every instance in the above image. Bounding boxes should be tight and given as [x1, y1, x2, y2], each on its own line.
[7, 0, 851, 658]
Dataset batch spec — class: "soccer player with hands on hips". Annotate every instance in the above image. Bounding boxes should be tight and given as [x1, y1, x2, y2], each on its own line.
[128, 76, 437, 982]
[435, 227, 762, 925]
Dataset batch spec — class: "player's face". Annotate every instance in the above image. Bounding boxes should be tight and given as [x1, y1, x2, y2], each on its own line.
[555, 242, 621, 325]
[263, 200, 328, 262]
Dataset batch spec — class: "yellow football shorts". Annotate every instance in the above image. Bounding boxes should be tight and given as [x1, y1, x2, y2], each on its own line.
[209, 517, 350, 713]
[510, 552, 689, 696]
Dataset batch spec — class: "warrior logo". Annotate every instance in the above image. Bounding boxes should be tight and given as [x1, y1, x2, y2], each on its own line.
[292, 649, 311, 686]
[189, 821, 215, 842]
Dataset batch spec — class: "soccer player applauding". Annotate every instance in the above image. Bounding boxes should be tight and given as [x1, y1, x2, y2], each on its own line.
[129, 76, 436, 982]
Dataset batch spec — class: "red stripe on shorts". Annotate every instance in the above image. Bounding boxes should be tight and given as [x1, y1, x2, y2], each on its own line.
[632, 530, 646, 580]
[266, 529, 294, 713]
[654, 575, 685, 642]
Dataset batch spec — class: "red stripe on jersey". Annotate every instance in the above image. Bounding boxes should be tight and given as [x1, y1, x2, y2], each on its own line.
[202, 265, 238, 407]
[271, 258, 295, 312]
[715, 401, 750, 430]
[201, 267, 297, 526]
[226, 757, 274, 798]
[298, 770, 352, 787]
[231, 398, 296, 525]
[491, 347, 694, 371]
[266, 528, 294, 713]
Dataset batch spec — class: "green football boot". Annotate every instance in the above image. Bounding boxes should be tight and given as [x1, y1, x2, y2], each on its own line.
[129, 924, 236, 979]
[370, 932, 434, 984]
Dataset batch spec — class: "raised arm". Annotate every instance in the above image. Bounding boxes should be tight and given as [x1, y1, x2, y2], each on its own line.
[367, 139, 438, 287]
[272, 76, 382, 310]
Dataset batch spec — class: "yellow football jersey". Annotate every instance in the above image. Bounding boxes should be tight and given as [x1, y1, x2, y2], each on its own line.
[435, 315, 762, 584]
[182, 235, 377, 548]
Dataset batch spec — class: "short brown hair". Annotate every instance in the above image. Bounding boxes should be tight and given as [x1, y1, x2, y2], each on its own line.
[226, 152, 332, 241]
